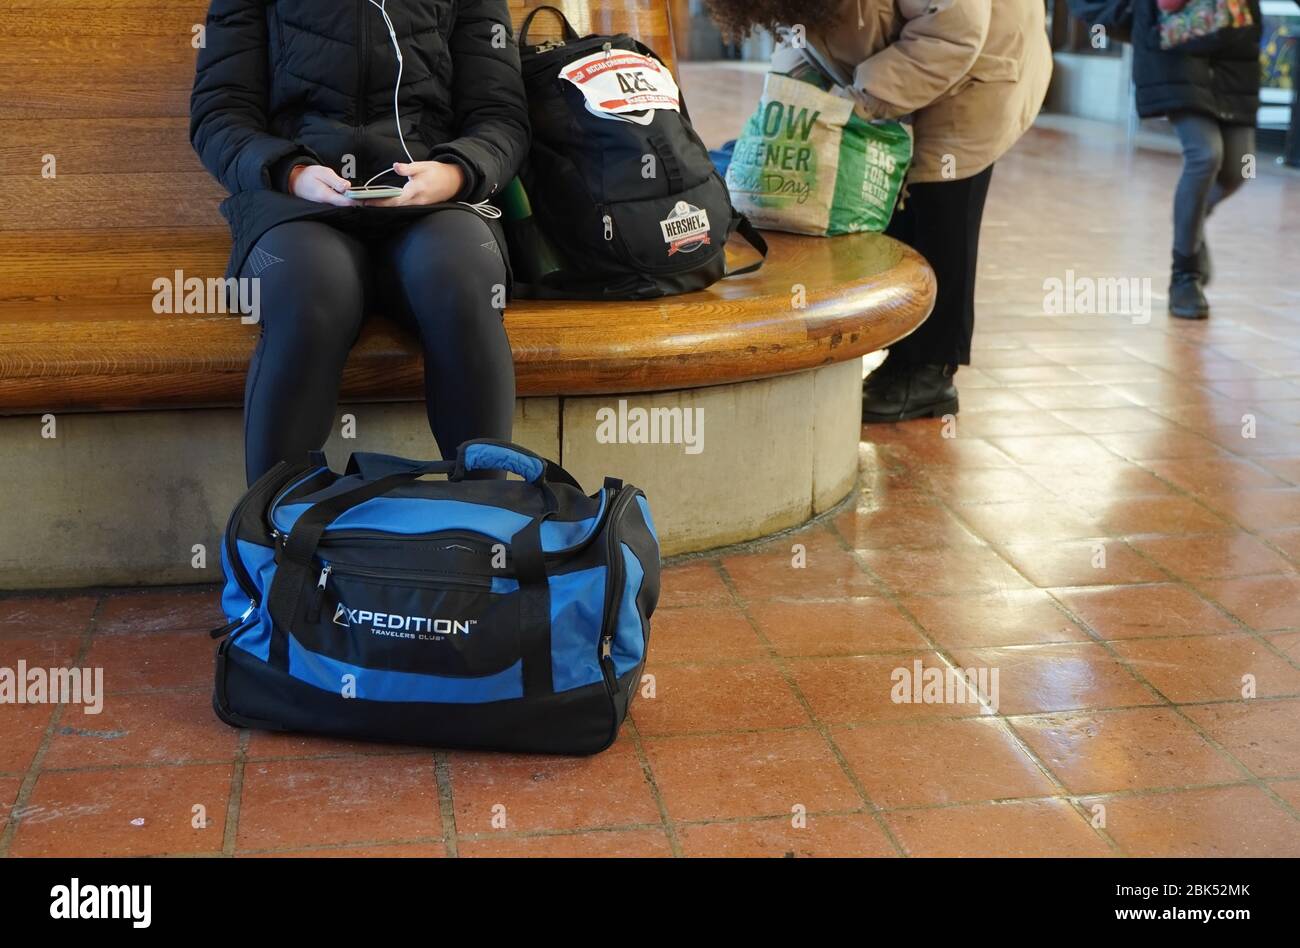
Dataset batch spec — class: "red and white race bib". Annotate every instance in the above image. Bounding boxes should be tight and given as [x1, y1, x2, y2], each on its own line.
[560, 49, 681, 121]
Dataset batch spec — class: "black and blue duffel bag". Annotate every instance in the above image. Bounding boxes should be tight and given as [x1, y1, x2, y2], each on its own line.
[210, 439, 660, 755]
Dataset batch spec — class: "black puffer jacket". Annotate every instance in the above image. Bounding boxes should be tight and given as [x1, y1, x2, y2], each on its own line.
[191, 0, 529, 277]
[1131, 0, 1263, 124]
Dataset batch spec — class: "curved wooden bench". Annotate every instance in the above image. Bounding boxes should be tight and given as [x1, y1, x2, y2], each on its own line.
[0, 0, 934, 586]
[0, 230, 931, 411]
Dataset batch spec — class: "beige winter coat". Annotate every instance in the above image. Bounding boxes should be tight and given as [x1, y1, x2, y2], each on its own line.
[773, 0, 1053, 183]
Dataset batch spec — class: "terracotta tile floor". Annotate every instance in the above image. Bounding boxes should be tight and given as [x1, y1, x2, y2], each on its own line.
[3, 67, 1300, 857]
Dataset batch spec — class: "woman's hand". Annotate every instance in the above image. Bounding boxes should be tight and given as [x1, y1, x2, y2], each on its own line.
[288, 165, 356, 206]
[371, 161, 466, 207]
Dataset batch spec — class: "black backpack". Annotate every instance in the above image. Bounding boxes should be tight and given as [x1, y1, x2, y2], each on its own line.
[508, 6, 766, 300]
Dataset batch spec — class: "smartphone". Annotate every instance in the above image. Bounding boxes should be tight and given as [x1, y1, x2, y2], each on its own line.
[345, 186, 405, 200]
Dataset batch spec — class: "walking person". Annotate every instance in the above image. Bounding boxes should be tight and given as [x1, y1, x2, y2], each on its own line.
[1130, 0, 1268, 319]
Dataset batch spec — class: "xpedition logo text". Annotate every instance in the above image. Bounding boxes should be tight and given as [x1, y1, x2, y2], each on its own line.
[332, 603, 478, 639]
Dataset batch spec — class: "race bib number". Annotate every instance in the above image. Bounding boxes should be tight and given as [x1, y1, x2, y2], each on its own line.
[560, 49, 681, 117]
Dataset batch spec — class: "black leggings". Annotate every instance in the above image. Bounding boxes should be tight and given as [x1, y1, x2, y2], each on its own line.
[1169, 111, 1253, 257]
[239, 210, 515, 485]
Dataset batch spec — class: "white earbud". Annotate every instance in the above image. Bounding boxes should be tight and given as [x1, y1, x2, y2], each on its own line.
[360, 1, 498, 221]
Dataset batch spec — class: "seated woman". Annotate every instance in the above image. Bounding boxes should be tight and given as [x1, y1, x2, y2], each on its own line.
[706, 0, 1052, 423]
[191, 0, 529, 485]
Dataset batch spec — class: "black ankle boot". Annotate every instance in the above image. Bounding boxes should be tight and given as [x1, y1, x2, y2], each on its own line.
[1169, 250, 1209, 320]
[862, 361, 959, 424]
[1196, 242, 1212, 287]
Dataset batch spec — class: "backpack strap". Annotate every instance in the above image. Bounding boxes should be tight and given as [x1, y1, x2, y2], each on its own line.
[519, 5, 581, 47]
[647, 133, 686, 192]
[725, 216, 768, 278]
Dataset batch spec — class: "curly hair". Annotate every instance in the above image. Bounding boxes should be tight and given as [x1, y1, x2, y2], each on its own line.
[702, 0, 848, 42]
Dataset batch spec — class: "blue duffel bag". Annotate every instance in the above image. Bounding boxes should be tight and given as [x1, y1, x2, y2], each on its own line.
[210, 439, 660, 755]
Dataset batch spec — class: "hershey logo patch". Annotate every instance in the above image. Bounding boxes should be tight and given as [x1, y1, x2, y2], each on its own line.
[659, 202, 711, 256]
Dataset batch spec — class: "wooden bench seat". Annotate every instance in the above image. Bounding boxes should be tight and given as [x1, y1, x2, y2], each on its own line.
[0, 227, 931, 413]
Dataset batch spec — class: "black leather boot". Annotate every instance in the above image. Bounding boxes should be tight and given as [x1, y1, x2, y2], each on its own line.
[1196, 242, 1212, 287]
[1169, 250, 1209, 320]
[861, 359, 959, 424]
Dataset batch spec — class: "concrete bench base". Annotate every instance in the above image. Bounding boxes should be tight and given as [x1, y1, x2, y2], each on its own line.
[0, 359, 863, 590]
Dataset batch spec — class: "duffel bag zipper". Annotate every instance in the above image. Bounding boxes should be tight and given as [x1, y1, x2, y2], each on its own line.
[306, 562, 494, 623]
[209, 599, 257, 640]
[214, 459, 306, 638]
[224, 459, 299, 603]
[321, 530, 498, 554]
[597, 487, 639, 697]
[272, 487, 613, 564]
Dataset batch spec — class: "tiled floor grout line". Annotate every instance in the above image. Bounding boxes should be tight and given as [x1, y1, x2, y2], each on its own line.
[1041, 580, 1300, 826]
[927, 474, 1300, 816]
[971, 486, 1300, 827]
[74, 776, 1300, 858]
[965, 521, 1298, 669]
[0, 591, 103, 857]
[931, 466, 1300, 673]
[235, 834, 447, 857]
[220, 729, 251, 856]
[632, 618, 1300, 654]
[433, 751, 458, 857]
[909, 412, 1294, 783]
[826, 495, 1127, 855]
[21, 700, 1300, 772]
[620, 717, 683, 857]
[1019, 374, 1300, 571]
[711, 551, 908, 857]
[1076, 539, 1300, 824]
[863, 403, 1300, 836]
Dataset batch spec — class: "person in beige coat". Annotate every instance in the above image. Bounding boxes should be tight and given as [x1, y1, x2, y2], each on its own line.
[707, 0, 1052, 421]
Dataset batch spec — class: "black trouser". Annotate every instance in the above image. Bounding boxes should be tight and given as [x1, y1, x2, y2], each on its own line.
[239, 210, 515, 485]
[883, 164, 994, 368]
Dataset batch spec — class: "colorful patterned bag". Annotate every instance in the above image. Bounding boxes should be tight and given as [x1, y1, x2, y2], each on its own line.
[1159, 0, 1255, 52]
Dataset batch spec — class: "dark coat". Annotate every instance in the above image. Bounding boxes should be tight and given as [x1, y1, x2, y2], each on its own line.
[190, 0, 529, 278]
[1130, 0, 1264, 124]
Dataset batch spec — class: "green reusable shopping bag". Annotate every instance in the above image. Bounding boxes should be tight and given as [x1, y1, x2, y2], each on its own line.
[725, 72, 912, 237]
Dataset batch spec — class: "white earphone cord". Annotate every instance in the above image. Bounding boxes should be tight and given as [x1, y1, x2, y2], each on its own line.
[361, 0, 500, 220]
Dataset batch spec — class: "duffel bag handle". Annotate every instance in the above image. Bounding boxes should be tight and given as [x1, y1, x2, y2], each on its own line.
[518, 4, 581, 47]
[453, 439, 582, 489]
[345, 451, 453, 480]
[344, 441, 580, 489]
